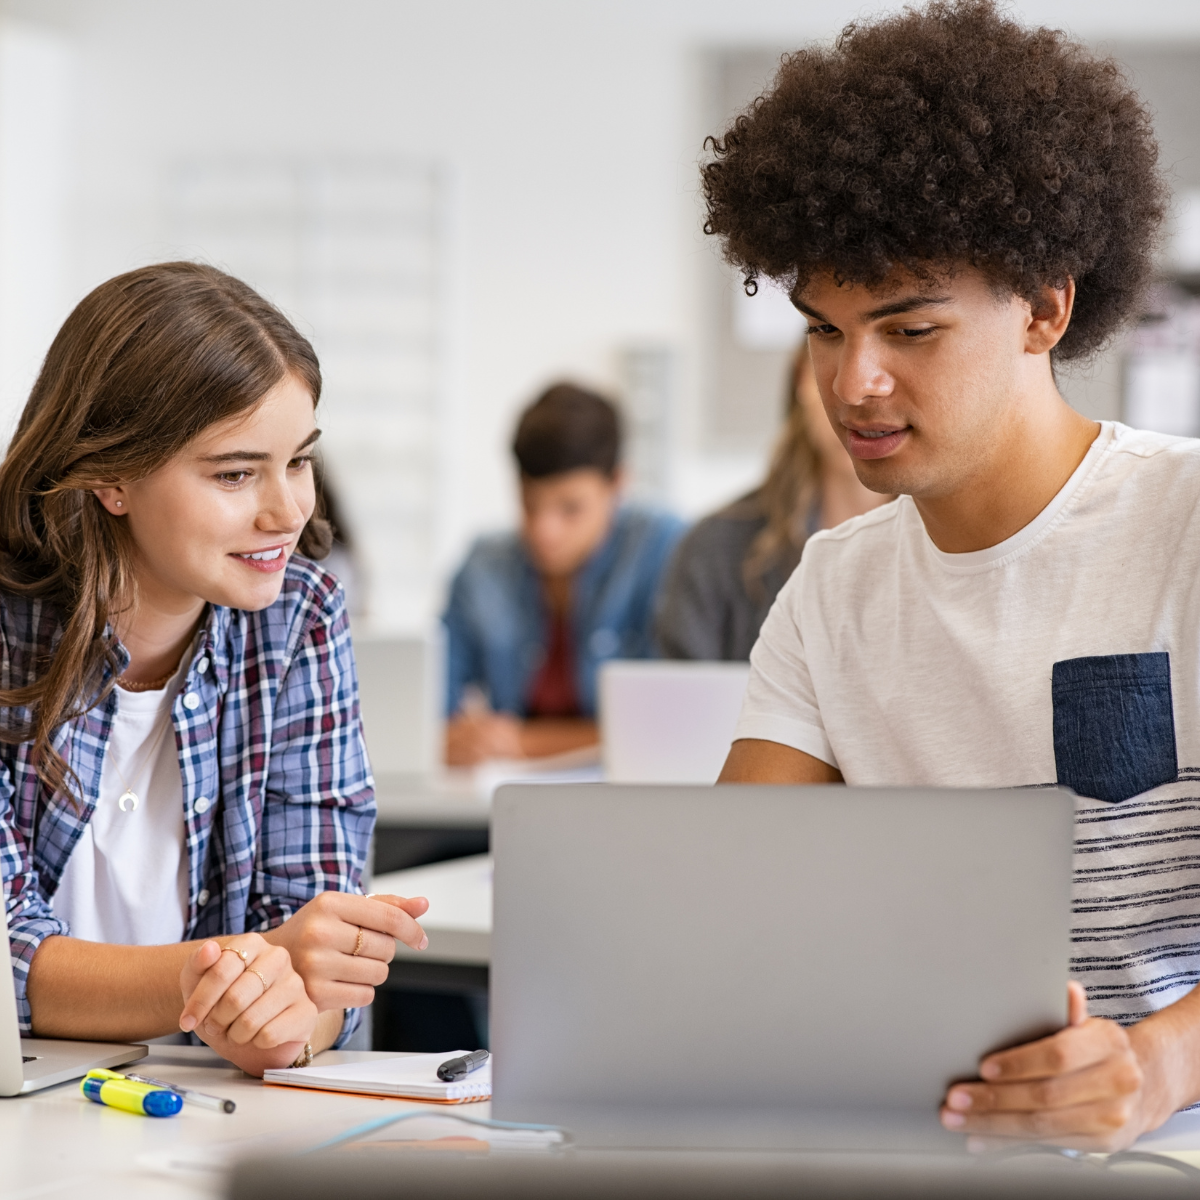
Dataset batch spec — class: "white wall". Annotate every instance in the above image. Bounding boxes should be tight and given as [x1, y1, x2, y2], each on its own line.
[0, 21, 71, 436]
[3, 0, 1200, 622]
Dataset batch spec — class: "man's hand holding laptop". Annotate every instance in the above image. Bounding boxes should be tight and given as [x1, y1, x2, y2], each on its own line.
[941, 981, 1200, 1150]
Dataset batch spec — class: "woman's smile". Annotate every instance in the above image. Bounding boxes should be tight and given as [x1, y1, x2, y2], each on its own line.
[232, 544, 290, 573]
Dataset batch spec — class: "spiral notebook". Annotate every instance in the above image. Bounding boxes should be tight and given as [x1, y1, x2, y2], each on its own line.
[263, 1051, 491, 1103]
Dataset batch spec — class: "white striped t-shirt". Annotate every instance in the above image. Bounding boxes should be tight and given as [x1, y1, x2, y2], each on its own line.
[737, 422, 1200, 1024]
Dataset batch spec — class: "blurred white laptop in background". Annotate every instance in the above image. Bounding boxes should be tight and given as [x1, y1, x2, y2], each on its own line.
[1, 919, 146, 1096]
[599, 660, 750, 784]
[353, 632, 443, 780]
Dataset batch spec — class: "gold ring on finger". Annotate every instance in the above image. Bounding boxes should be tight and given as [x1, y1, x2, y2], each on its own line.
[222, 946, 250, 966]
[352, 926, 365, 957]
[247, 967, 268, 993]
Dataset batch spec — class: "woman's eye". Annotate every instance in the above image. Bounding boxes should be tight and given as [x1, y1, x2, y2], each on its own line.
[217, 471, 249, 486]
[288, 455, 313, 471]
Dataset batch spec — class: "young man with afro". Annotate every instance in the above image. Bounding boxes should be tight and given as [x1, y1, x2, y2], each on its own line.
[709, 0, 1194, 1151]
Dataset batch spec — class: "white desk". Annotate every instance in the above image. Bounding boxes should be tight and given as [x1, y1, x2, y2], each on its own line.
[8, 1042, 1200, 1200]
[373, 750, 603, 830]
[2, 1044, 491, 1200]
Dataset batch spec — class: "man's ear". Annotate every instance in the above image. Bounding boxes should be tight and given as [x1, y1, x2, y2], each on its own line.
[1025, 278, 1075, 356]
[93, 486, 129, 515]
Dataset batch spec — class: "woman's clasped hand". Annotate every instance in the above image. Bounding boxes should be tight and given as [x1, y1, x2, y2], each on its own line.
[180, 935, 315, 1074]
[178, 892, 428, 1074]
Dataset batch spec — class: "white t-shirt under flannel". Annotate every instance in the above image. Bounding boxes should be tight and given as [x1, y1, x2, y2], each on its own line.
[737, 422, 1200, 1023]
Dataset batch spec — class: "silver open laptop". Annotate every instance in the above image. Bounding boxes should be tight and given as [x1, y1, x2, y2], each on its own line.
[599, 661, 751, 783]
[491, 783, 1073, 1149]
[1, 921, 146, 1096]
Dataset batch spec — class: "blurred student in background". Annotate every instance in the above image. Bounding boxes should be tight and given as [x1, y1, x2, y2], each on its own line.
[443, 383, 684, 765]
[657, 342, 891, 660]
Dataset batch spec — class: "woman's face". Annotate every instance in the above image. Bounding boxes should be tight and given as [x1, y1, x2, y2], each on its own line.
[96, 373, 319, 615]
[797, 358, 848, 467]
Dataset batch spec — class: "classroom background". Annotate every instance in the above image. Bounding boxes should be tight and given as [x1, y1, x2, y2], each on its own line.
[2, 0, 1200, 637]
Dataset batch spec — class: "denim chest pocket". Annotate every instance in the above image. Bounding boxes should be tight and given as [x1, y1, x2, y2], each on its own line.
[1052, 652, 1178, 804]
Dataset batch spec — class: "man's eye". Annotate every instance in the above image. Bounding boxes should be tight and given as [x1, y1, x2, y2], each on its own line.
[806, 324, 839, 338]
[898, 326, 936, 339]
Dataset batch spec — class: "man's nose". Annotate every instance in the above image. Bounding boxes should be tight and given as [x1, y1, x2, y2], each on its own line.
[832, 338, 893, 405]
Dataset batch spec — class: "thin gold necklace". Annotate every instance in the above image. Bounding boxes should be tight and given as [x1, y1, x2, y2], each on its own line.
[117, 669, 175, 693]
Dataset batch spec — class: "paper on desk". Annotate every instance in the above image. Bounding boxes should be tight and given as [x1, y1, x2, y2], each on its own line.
[264, 1051, 491, 1102]
[472, 744, 603, 799]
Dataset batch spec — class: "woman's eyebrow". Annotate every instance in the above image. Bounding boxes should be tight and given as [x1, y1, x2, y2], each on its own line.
[197, 428, 322, 465]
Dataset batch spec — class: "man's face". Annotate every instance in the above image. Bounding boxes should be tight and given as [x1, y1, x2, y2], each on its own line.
[519, 468, 621, 579]
[795, 266, 1043, 499]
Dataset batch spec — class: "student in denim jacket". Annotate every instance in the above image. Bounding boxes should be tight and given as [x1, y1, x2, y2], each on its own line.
[443, 384, 684, 766]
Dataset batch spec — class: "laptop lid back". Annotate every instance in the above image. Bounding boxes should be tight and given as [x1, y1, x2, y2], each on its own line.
[354, 633, 442, 778]
[599, 662, 750, 784]
[491, 784, 1072, 1140]
[0, 916, 27, 1096]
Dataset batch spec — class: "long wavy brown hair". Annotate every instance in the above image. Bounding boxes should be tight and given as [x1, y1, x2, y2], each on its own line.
[728, 341, 820, 597]
[0, 261, 331, 801]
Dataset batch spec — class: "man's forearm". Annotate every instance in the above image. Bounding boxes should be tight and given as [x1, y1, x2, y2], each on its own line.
[1129, 984, 1200, 1122]
[519, 718, 598, 759]
[26, 935, 198, 1040]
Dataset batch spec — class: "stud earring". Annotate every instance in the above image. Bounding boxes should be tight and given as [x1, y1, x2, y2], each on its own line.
[115, 501, 123, 508]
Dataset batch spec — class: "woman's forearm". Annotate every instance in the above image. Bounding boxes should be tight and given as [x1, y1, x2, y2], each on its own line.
[27, 934, 211, 1040]
[312, 1008, 345, 1053]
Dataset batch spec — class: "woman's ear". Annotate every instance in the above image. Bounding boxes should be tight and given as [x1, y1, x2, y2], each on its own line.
[1025, 278, 1075, 356]
[93, 487, 129, 515]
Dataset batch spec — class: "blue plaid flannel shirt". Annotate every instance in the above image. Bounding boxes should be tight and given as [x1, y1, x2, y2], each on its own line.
[0, 557, 375, 1043]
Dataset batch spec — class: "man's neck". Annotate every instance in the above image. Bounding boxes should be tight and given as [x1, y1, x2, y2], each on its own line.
[913, 397, 1099, 555]
[542, 574, 571, 617]
[819, 459, 891, 530]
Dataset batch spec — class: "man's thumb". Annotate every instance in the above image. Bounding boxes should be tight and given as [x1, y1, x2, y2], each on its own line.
[1067, 979, 1089, 1026]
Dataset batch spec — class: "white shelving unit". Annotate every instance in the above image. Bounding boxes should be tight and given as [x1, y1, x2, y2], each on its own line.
[164, 157, 445, 631]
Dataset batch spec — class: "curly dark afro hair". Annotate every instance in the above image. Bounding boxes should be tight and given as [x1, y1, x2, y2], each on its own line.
[702, 0, 1167, 360]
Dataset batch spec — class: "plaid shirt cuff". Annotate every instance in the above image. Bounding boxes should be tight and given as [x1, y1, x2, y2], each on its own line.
[334, 1006, 363, 1048]
[8, 914, 70, 1033]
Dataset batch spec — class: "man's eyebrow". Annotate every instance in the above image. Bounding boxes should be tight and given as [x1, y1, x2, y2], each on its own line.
[861, 294, 954, 321]
[197, 428, 321, 464]
[792, 294, 955, 324]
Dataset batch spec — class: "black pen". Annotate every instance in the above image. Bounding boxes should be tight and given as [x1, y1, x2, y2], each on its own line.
[436, 1049, 489, 1082]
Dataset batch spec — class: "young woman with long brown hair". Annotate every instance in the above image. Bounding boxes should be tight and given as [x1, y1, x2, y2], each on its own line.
[657, 341, 892, 660]
[0, 262, 427, 1075]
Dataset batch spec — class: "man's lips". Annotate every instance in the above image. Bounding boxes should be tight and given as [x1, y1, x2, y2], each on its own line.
[230, 544, 290, 573]
[844, 426, 910, 460]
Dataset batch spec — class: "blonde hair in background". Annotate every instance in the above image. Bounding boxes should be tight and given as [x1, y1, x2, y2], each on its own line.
[736, 340, 821, 599]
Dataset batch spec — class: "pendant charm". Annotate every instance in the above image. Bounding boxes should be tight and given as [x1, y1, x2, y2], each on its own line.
[117, 789, 139, 813]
